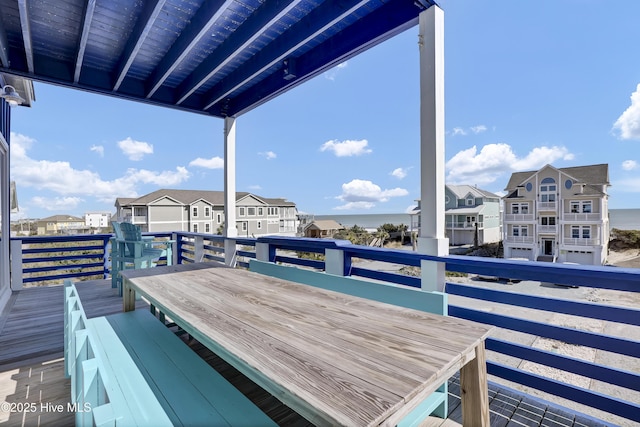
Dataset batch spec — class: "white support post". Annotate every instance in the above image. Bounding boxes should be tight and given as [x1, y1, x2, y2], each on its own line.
[325, 248, 345, 276]
[418, 6, 448, 292]
[224, 116, 238, 266]
[10, 239, 23, 291]
[255, 242, 270, 262]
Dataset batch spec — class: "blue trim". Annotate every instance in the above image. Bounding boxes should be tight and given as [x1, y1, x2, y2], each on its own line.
[446, 282, 640, 326]
[487, 338, 640, 392]
[488, 361, 640, 422]
[450, 305, 640, 357]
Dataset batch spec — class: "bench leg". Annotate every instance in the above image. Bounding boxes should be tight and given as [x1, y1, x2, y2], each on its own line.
[123, 279, 136, 312]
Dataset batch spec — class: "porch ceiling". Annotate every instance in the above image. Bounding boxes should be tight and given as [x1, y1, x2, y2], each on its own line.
[0, 0, 437, 117]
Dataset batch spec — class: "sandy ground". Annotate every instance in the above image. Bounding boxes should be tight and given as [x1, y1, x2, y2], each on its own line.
[357, 248, 640, 426]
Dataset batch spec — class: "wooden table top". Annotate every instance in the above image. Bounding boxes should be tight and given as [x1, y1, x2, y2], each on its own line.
[121, 263, 493, 427]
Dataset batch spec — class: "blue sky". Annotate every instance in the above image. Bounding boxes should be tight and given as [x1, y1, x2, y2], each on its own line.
[9, 0, 640, 220]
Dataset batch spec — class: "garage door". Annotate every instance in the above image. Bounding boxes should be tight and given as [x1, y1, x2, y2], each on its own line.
[566, 251, 593, 265]
[509, 248, 532, 260]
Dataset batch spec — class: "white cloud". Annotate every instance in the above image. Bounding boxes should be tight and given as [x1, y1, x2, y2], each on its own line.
[117, 137, 153, 161]
[471, 125, 487, 134]
[189, 156, 224, 169]
[446, 143, 574, 186]
[613, 83, 640, 140]
[320, 139, 372, 157]
[451, 127, 467, 136]
[10, 132, 190, 203]
[335, 179, 408, 210]
[390, 167, 409, 179]
[90, 145, 104, 157]
[31, 196, 84, 211]
[324, 62, 348, 81]
[248, 185, 262, 190]
[259, 151, 276, 160]
[622, 160, 638, 170]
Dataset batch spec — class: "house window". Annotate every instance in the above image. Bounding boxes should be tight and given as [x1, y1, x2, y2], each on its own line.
[570, 200, 592, 214]
[193, 224, 198, 233]
[258, 207, 263, 216]
[582, 201, 592, 213]
[239, 207, 245, 216]
[572, 226, 580, 239]
[248, 207, 256, 216]
[205, 223, 210, 233]
[267, 207, 279, 216]
[466, 216, 476, 224]
[513, 225, 528, 237]
[466, 196, 474, 206]
[540, 177, 557, 202]
[257, 221, 262, 230]
[541, 217, 556, 226]
[511, 204, 519, 214]
[511, 203, 529, 214]
[242, 222, 247, 231]
[217, 213, 222, 223]
[205, 207, 210, 217]
[582, 227, 591, 239]
[192, 207, 198, 217]
[570, 201, 580, 213]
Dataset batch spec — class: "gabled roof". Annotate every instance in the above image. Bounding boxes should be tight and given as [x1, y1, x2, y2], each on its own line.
[306, 220, 344, 231]
[0, 0, 437, 118]
[120, 189, 295, 207]
[38, 214, 84, 222]
[505, 164, 610, 191]
[446, 185, 500, 200]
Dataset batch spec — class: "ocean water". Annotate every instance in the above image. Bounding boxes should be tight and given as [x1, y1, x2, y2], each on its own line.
[313, 208, 639, 231]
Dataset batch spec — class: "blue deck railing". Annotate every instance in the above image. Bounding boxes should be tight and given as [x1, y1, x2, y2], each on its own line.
[7, 232, 640, 424]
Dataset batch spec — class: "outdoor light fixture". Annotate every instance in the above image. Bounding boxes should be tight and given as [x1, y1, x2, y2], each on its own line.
[0, 85, 25, 106]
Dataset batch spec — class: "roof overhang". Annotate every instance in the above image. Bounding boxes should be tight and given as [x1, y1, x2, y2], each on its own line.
[0, 0, 437, 118]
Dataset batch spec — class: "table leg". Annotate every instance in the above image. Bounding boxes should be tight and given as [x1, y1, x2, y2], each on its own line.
[460, 340, 490, 427]
[123, 278, 136, 312]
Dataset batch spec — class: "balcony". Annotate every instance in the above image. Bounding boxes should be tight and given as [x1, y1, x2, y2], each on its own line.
[120, 215, 148, 224]
[505, 235, 535, 244]
[2, 232, 638, 426]
[537, 201, 557, 211]
[563, 237, 602, 246]
[538, 225, 558, 234]
[446, 221, 484, 229]
[504, 214, 535, 222]
[564, 212, 601, 222]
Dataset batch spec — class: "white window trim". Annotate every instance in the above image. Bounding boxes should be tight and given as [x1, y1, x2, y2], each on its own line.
[192, 207, 198, 217]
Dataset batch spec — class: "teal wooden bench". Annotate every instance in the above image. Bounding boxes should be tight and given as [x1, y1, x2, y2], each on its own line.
[249, 259, 448, 426]
[64, 281, 276, 427]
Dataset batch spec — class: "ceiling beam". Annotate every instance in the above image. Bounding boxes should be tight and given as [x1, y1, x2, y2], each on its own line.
[227, 0, 424, 117]
[145, 0, 235, 99]
[175, 0, 301, 105]
[17, 0, 34, 73]
[0, 13, 10, 68]
[74, 0, 97, 83]
[113, 0, 168, 91]
[201, 0, 371, 111]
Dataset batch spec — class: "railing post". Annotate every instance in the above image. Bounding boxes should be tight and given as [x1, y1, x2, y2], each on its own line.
[103, 236, 111, 279]
[10, 239, 23, 290]
[171, 233, 179, 265]
[224, 238, 237, 267]
[194, 235, 204, 262]
[325, 248, 348, 276]
[255, 241, 275, 262]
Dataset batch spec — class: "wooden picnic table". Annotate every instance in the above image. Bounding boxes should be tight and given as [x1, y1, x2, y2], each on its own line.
[121, 263, 493, 427]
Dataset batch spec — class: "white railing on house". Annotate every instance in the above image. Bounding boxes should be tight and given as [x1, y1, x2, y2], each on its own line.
[504, 214, 535, 222]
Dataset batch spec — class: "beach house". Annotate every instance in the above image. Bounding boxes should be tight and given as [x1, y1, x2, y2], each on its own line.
[411, 185, 502, 246]
[115, 189, 298, 237]
[502, 163, 610, 265]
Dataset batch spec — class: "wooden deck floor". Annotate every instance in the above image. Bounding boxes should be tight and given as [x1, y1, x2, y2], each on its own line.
[0, 280, 612, 427]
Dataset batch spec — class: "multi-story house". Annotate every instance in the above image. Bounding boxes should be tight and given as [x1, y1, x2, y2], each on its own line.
[115, 189, 298, 237]
[36, 215, 87, 235]
[85, 212, 111, 228]
[503, 164, 610, 265]
[411, 185, 502, 246]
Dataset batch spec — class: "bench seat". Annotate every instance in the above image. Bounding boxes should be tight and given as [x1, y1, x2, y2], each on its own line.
[65, 283, 276, 427]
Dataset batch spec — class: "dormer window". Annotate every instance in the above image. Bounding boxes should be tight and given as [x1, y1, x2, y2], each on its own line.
[466, 196, 474, 206]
